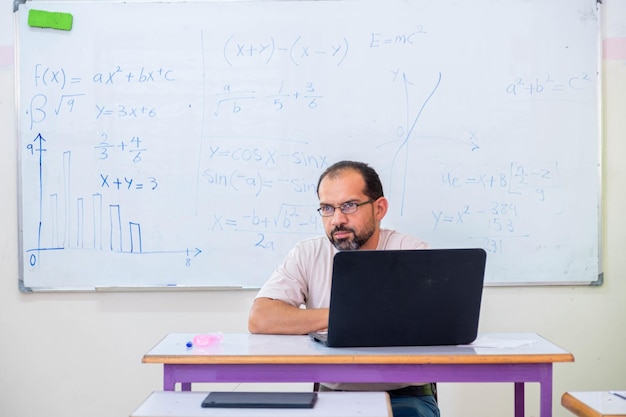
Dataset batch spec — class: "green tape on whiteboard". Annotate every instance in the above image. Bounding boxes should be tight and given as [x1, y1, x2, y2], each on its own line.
[28, 9, 73, 31]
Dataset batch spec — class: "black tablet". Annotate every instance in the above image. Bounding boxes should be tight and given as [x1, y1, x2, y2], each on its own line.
[201, 392, 318, 408]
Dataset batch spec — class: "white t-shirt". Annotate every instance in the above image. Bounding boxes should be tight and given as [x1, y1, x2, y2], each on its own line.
[255, 228, 430, 391]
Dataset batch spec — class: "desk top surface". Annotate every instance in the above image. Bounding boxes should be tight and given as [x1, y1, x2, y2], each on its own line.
[142, 333, 574, 365]
[131, 391, 392, 417]
[562, 392, 626, 417]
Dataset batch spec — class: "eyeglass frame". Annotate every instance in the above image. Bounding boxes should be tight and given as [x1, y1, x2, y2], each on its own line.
[316, 198, 377, 217]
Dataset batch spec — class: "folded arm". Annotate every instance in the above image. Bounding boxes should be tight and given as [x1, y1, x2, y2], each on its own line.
[248, 297, 329, 335]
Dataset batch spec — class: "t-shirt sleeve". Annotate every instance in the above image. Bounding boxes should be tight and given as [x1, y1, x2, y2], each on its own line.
[254, 244, 309, 307]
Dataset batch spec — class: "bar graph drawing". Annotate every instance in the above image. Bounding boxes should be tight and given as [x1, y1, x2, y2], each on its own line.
[23, 136, 205, 288]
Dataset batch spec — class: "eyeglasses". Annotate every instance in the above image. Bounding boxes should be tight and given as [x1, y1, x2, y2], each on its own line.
[317, 199, 375, 217]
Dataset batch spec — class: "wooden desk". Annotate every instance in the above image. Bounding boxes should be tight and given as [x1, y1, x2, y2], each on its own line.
[142, 333, 573, 417]
[562, 392, 626, 417]
[131, 391, 392, 417]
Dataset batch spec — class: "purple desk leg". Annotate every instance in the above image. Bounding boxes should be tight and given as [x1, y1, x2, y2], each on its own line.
[539, 365, 553, 417]
[163, 365, 177, 391]
[515, 382, 525, 417]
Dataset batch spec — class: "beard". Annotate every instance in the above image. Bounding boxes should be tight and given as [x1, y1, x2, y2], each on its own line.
[328, 222, 376, 251]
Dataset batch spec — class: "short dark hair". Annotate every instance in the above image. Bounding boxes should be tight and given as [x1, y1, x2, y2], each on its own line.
[316, 161, 384, 200]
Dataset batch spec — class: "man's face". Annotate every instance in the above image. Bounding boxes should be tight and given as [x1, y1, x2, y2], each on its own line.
[317, 169, 380, 251]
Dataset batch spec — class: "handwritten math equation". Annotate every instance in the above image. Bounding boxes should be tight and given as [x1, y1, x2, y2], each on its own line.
[207, 145, 329, 168]
[202, 168, 320, 198]
[95, 133, 148, 163]
[33, 63, 175, 89]
[25, 64, 173, 130]
[223, 35, 349, 67]
[213, 80, 323, 116]
[209, 203, 323, 251]
[200, 144, 330, 197]
[221, 27, 427, 67]
[27, 66, 328, 128]
[506, 72, 593, 96]
[99, 173, 158, 192]
[441, 161, 560, 200]
[433, 160, 561, 255]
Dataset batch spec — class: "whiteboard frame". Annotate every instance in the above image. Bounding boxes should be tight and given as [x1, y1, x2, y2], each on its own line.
[14, 0, 604, 291]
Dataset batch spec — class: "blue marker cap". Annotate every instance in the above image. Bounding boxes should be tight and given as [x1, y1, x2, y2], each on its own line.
[186, 341, 193, 348]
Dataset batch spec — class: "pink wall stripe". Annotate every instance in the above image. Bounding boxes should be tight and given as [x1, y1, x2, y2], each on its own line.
[604, 38, 626, 60]
[0, 45, 14, 68]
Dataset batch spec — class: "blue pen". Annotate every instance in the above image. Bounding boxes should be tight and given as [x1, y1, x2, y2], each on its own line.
[610, 391, 626, 400]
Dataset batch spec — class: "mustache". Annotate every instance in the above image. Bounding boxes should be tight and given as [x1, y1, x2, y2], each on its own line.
[332, 226, 353, 235]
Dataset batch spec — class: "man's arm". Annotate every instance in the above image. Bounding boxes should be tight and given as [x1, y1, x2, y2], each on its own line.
[248, 297, 329, 335]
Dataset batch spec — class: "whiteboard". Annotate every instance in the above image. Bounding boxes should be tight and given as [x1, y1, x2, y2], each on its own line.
[15, 0, 601, 291]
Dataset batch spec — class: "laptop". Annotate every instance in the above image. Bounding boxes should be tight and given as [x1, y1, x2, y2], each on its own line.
[309, 248, 487, 347]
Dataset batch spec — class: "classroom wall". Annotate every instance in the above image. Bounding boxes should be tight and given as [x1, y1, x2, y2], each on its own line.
[1, 2, 624, 417]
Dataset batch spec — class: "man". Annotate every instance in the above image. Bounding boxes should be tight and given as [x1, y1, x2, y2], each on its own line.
[248, 160, 440, 417]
